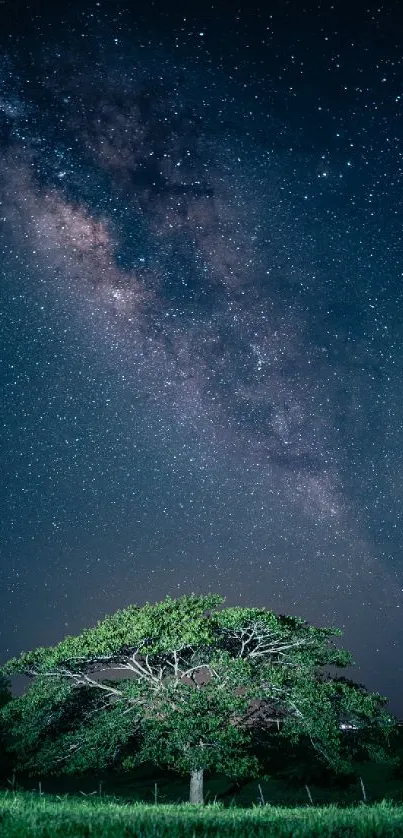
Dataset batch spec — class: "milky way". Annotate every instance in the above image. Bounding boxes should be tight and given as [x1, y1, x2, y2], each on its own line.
[1, 1, 402, 713]
[2, 48, 345, 518]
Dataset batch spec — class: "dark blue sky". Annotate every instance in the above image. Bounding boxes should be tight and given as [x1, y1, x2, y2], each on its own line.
[1, 0, 402, 714]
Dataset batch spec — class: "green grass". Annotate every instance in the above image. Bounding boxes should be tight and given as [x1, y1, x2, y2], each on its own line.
[1, 792, 403, 837]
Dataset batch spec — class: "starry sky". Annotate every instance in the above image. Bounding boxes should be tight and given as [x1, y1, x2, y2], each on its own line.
[1, 0, 402, 715]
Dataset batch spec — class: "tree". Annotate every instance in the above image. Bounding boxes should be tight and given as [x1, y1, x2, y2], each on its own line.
[0, 674, 11, 710]
[0, 674, 12, 780]
[0, 594, 395, 804]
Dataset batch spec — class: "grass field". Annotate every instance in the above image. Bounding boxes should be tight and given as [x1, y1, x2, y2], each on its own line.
[1, 792, 403, 837]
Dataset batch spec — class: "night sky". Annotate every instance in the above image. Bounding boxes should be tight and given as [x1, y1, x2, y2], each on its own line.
[1, 0, 402, 716]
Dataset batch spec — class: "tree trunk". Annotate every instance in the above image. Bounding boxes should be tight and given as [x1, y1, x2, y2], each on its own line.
[189, 768, 204, 804]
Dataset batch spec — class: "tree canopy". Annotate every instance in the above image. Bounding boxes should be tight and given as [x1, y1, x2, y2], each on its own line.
[0, 675, 11, 710]
[0, 594, 395, 803]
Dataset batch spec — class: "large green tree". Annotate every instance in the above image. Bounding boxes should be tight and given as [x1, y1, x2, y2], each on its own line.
[0, 594, 395, 803]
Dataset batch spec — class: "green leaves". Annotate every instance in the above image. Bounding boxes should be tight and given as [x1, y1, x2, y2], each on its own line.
[3, 594, 224, 676]
[0, 673, 11, 708]
[135, 681, 258, 777]
[216, 607, 353, 669]
[1, 593, 395, 783]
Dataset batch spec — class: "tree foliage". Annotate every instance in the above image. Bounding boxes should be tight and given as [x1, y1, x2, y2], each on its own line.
[0, 594, 396, 801]
[0, 674, 12, 778]
[0, 675, 11, 710]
